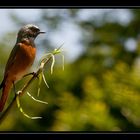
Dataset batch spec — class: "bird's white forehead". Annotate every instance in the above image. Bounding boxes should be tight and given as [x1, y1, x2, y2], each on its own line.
[24, 24, 39, 29]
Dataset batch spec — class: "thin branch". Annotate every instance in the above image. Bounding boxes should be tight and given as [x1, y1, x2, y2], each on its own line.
[0, 48, 62, 124]
[26, 92, 48, 105]
[16, 95, 42, 119]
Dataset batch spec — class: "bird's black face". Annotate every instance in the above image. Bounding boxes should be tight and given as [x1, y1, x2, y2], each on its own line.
[18, 24, 45, 40]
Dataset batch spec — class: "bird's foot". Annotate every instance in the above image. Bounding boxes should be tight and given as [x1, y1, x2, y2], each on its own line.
[23, 72, 39, 79]
[23, 72, 35, 78]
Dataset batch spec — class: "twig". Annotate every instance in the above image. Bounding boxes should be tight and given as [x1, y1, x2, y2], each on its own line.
[0, 47, 62, 124]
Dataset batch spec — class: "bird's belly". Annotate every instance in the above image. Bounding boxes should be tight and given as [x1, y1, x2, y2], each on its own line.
[14, 66, 30, 81]
[8, 61, 33, 82]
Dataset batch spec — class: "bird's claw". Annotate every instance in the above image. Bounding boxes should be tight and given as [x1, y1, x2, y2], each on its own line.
[23, 72, 39, 79]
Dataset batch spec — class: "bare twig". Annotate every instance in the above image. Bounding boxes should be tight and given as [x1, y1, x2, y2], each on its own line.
[0, 47, 63, 124]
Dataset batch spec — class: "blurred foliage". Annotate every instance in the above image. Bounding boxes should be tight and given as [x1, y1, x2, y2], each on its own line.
[1, 9, 140, 131]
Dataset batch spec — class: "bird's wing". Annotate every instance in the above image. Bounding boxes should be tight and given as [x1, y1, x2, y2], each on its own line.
[4, 43, 20, 76]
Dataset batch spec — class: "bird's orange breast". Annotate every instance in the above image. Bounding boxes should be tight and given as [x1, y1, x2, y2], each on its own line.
[6, 43, 36, 82]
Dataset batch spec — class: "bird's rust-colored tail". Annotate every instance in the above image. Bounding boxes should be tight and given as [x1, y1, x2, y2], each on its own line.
[0, 80, 12, 112]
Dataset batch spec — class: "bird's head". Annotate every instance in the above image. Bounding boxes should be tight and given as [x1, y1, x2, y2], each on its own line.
[17, 24, 45, 40]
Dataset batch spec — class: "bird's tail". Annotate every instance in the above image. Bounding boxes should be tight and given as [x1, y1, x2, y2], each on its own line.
[0, 80, 12, 112]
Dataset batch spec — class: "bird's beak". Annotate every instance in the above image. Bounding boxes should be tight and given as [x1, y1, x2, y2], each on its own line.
[39, 31, 46, 34]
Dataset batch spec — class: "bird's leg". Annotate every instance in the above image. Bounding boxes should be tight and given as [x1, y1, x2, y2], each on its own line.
[23, 72, 39, 79]
[13, 82, 16, 94]
[23, 72, 35, 78]
[12, 82, 17, 97]
[13, 82, 22, 96]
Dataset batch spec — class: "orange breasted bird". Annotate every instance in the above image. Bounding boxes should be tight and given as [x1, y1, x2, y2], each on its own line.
[0, 24, 45, 112]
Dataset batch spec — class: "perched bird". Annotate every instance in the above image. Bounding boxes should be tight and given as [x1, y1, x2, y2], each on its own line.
[0, 24, 45, 112]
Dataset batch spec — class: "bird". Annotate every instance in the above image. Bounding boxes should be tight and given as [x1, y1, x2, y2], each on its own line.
[0, 24, 45, 112]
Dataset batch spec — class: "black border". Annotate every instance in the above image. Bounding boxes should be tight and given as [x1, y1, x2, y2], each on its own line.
[0, 2, 140, 139]
[0, 132, 140, 139]
[0, 0, 140, 7]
